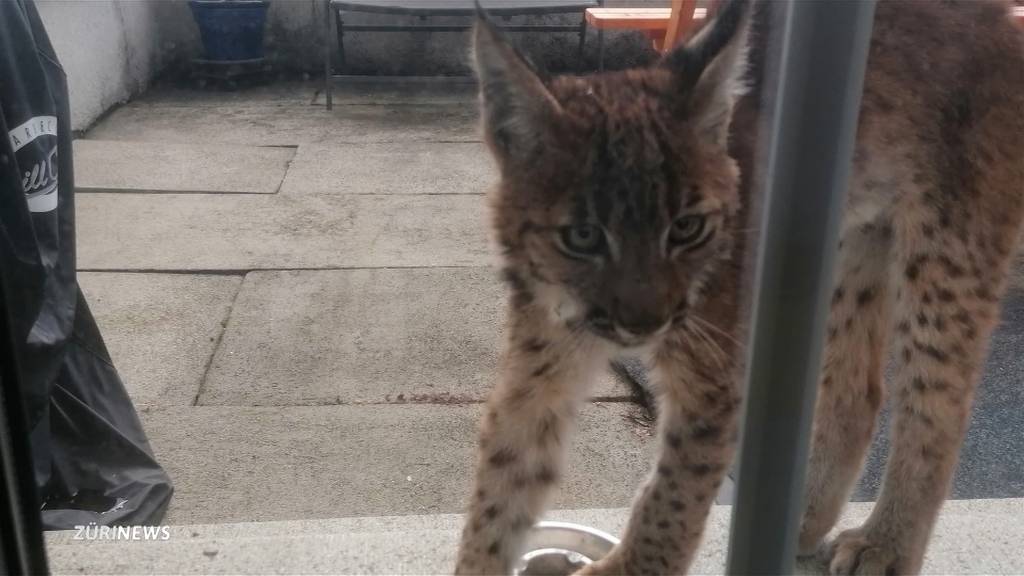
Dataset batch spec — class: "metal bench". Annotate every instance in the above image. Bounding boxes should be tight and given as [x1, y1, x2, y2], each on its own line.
[323, 0, 599, 110]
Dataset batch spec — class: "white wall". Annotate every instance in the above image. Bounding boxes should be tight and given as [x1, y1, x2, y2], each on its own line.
[35, 0, 169, 131]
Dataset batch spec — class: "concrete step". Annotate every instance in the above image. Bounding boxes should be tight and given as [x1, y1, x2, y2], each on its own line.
[76, 193, 492, 270]
[45, 499, 1024, 574]
[137, 404, 654, 525]
[74, 139, 295, 194]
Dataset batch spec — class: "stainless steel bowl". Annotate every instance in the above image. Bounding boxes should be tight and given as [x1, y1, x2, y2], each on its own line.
[513, 521, 620, 576]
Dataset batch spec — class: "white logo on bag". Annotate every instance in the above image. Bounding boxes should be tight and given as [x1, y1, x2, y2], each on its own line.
[8, 115, 58, 213]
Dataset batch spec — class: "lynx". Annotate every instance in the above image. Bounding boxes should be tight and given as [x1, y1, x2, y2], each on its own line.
[455, 1, 1024, 574]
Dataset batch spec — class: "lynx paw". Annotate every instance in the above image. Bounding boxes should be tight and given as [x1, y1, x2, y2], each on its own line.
[570, 554, 626, 576]
[824, 528, 921, 576]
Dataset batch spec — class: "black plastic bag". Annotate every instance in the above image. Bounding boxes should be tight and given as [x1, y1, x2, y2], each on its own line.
[0, 0, 173, 529]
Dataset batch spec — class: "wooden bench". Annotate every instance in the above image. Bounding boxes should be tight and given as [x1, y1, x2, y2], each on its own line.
[588, 3, 1024, 71]
[586, 0, 715, 70]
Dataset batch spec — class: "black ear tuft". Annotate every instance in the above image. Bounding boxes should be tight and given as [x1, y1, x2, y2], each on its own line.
[665, 0, 750, 91]
[663, 0, 752, 147]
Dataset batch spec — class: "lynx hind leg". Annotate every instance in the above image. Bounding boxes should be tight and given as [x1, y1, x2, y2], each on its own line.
[827, 207, 1022, 574]
[455, 318, 605, 575]
[799, 223, 893, 554]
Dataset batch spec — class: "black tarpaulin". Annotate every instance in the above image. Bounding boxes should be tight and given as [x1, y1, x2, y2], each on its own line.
[0, 0, 172, 529]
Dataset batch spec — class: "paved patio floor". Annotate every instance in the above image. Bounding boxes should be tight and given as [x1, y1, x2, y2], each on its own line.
[74, 78, 1023, 527]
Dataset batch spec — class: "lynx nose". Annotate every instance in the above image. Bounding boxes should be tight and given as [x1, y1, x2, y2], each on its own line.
[615, 308, 665, 337]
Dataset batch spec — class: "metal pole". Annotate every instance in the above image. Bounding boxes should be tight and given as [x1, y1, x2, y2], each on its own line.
[726, 1, 876, 574]
[324, 0, 333, 110]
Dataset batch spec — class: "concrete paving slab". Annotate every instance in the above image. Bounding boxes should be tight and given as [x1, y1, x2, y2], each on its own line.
[85, 103, 479, 146]
[138, 403, 654, 525]
[76, 193, 492, 270]
[74, 140, 294, 194]
[80, 273, 242, 406]
[279, 142, 494, 196]
[201, 268, 628, 406]
[46, 500, 1024, 575]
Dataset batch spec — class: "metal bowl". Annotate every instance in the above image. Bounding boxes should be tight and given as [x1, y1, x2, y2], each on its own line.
[513, 521, 620, 576]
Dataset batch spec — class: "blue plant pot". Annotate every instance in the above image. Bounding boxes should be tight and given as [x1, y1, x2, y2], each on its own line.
[189, 0, 270, 62]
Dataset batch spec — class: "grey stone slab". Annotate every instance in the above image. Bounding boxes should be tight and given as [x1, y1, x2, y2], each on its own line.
[76, 193, 492, 270]
[136, 403, 653, 525]
[279, 142, 494, 195]
[74, 139, 294, 194]
[79, 273, 242, 406]
[86, 103, 479, 146]
[201, 268, 628, 406]
[45, 500, 1024, 575]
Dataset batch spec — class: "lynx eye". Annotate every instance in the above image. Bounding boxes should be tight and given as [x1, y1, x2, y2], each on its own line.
[559, 224, 605, 256]
[669, 215, 711, 250]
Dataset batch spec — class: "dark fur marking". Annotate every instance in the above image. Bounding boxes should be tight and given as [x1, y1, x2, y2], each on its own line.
[856, 288, 876, 307]
[484, 504, 501, 520]
[657, 520, 670, 529]
[832, 286, 845, 305]
[917, 312, 929, 327]
[667, 432, 683, 449]
[670, 499, 685, 511]
[522, 338, 548, 353]
[658, 465, 673, 478]
[531, 361, 554, 378]
[897, 321, 910, 334]
[902, 347, 912, 363]
[535, 466, 556, 485]
[936, 287, 957, 303]
[937, 255, 965, 278]
[488, 448, 517, 468]
[537, 413, 560, 446]
[914, 341, 949, 364]
[487, 541, 500, 556]
[692, 421, 723, 441]
[688, 463, 712, 476]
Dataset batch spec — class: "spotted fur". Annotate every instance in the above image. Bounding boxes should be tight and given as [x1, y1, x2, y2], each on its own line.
[455, 1, 1024, 575]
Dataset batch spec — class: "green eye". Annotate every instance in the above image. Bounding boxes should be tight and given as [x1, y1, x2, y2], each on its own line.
[669, 215, 710, 249]
[559, 224, 605, 256]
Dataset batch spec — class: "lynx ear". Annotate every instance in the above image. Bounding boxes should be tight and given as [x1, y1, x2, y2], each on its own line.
[663, 0, 751, 148]
[472, 14, 562, 167]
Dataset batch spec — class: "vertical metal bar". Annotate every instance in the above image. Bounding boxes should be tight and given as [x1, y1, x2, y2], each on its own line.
[726, 1, 876, 574]
[323, 0, 333, 110]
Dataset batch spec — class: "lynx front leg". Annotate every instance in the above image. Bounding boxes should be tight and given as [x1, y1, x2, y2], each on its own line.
[579, 336, 741, 575]
[455, 317, 604, 575]
[827, 210, 1017, 575]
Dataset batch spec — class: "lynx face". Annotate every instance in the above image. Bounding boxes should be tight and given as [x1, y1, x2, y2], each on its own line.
[475, 14, 749, 347]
